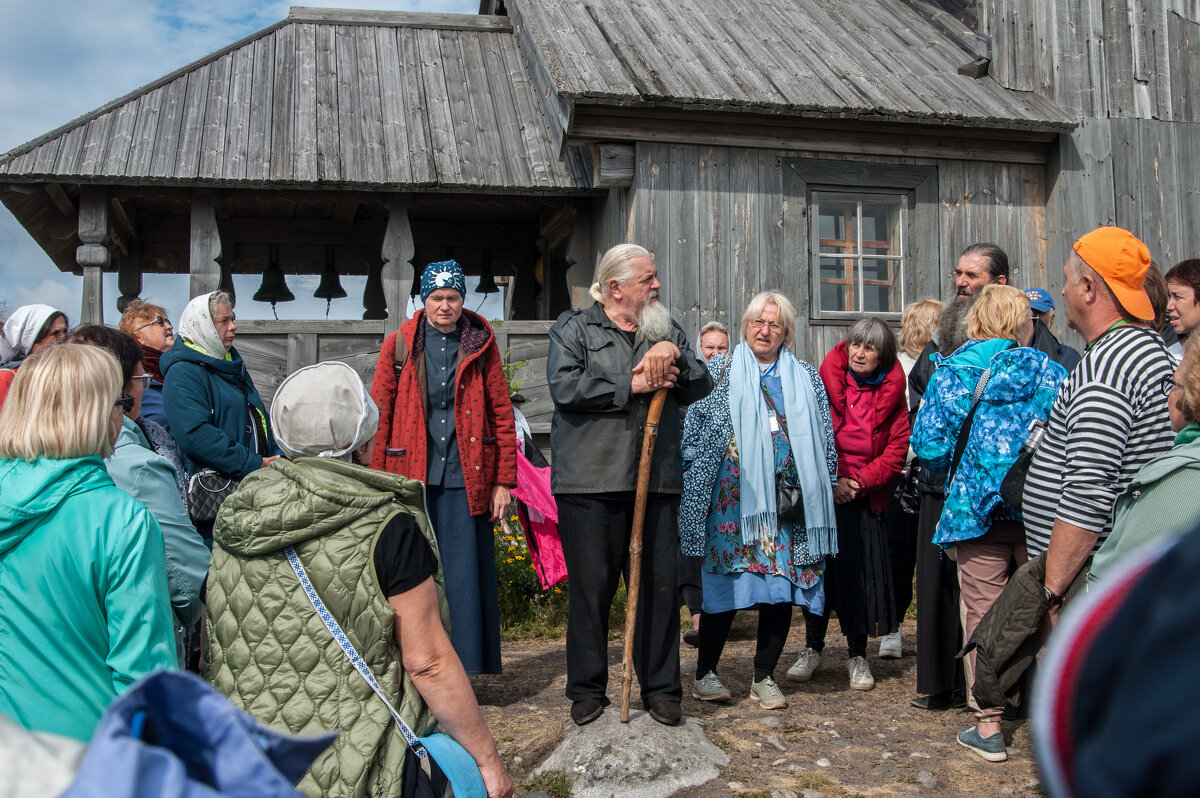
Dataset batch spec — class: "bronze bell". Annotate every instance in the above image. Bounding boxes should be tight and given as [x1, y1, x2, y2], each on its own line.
[476, 252, 499, 294]
[253, 246, 295, 319]
[314, 246, 347, 318]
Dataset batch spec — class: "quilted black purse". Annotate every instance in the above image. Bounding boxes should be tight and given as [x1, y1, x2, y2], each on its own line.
[187, 469, 240, 522]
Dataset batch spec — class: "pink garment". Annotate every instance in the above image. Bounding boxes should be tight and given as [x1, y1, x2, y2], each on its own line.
[836, 381, 875, 477]
[512, 452, 566, 589]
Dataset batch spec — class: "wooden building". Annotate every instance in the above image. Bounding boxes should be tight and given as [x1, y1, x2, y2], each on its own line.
[2, 0, 1198, 428]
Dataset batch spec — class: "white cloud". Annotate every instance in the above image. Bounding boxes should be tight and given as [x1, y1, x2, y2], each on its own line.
[0, 0, 476, 320]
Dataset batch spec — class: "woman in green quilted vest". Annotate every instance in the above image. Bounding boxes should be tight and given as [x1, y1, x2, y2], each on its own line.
[205, 361, 513, 798]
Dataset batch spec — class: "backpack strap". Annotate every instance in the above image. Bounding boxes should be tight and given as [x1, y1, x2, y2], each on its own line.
[393, 332, 410, 376]
[947, 367, 993, 485]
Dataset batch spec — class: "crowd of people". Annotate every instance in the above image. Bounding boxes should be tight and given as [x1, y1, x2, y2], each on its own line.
[0, 224, 1196, 794]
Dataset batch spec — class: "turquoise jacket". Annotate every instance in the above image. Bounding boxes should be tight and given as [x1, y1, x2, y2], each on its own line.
[106, 417, 210, 627]
[160, 340, 281, 478]
[0, 456, 177, 741]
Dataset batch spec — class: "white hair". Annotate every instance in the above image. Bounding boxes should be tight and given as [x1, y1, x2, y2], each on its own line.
[589, 244, 652, 304]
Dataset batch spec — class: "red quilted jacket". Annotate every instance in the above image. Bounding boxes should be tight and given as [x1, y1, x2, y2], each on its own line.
[369, 309, 517, 517]
[819, 341, 910, 514]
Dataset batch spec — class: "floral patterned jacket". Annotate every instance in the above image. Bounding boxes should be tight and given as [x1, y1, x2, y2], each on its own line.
[911, 340, 1067, 545]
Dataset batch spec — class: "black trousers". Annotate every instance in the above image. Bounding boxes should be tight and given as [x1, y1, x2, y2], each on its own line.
[884, 491, 918, 617]
[557, 493, 682, 706]
[914, 494, 964, 696]
[697, 603, 793, 681]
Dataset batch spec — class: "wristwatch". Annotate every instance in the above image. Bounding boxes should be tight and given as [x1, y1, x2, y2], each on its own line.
[1042, 584, 1062, 607]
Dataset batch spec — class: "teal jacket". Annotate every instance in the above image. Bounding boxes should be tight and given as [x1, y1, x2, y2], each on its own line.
[160, 340, 281, 478]
[106, 417, 210, 627]
[0, 456, 177, 741]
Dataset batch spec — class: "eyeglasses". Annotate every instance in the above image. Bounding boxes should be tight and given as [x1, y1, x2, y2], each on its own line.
[1161, 374, 1178, 397]
[134, 316, 169, 332]
[748, 318, 783, 334]
[131, 374, 153, 389]
[114, 393, 135, 413]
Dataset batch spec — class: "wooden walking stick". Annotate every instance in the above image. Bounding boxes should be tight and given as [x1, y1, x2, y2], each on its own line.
[620, 387, 670, 722]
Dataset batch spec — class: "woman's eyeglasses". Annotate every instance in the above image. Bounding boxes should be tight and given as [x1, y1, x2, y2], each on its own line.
[1161, 374, 1178, 397]
[134, 316, 169, 331]
[131, 374, 153, 389]
[114, 394, 135, 413]
[748, 318, 783, 334]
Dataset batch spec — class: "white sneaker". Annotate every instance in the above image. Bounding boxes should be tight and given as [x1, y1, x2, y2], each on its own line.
[879, 631, 902, 659]
[848, 656, 875, 691]
[786, 647, 822, 682]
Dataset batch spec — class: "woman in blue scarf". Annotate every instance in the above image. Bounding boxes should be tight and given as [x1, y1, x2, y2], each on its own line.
[679, 292, 838, 710]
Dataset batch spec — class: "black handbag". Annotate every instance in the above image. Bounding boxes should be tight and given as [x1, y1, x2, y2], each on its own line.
[187, 469, 240, 522]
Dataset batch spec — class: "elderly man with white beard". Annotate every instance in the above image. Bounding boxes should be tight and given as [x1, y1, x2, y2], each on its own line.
[547, 243, 713, 727]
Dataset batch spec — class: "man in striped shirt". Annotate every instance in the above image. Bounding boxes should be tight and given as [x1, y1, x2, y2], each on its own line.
[1023, 227, 1175, 607]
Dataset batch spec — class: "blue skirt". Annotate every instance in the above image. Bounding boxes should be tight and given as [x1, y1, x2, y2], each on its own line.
[427, 485, 502, 674]
[701, 570, 824, 615]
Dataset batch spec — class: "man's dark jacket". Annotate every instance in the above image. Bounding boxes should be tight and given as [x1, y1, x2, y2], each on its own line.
[1028, 319, 1081, 372]
[547, 302, 712, 495]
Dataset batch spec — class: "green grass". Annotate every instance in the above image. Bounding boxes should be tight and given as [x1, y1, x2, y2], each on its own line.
[517, 769, 573, 797]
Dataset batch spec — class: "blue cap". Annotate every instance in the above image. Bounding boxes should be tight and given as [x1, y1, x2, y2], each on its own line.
[1026, 288, 1054, 313]
[420, 260, 466, 302]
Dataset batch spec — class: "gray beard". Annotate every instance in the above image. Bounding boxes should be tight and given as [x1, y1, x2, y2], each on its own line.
[634, 300, 674, 344]
[937, 294, 974, 355]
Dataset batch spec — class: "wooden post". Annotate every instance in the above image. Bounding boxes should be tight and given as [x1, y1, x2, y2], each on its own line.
[76, 186, 110, 324]
[116, 245, 143, 313]
[382, 195, 414, 336]
[189, 190, 222, 298]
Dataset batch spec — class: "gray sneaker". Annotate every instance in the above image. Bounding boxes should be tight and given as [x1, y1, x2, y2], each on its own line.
[848, 656, 875, 691]
[692, 671, 732, 702]
[750, 676, 788, 710]
[786, 647, 822, 682]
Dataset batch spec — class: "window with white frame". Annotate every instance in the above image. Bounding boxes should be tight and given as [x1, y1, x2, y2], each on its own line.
[813, 190, 906, 316]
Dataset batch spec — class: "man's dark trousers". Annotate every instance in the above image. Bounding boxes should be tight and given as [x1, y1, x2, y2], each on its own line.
[557, 492, 682, 707]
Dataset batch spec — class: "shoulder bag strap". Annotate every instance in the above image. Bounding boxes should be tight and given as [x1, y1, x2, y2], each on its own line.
[284, 545, 429, 759]
[947, 368, 993, 484]
[715, 353, 732, 390]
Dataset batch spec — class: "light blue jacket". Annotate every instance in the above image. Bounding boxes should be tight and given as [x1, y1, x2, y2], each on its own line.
[0, 456, 177, 741]
[912, 340, 1067, 545]
[106, 417, 210, 627]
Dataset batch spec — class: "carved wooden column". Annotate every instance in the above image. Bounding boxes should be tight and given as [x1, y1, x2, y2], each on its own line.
[381, 195, 414, 336]
[76, 186, 110, 324]
[189, 190, 222, 298]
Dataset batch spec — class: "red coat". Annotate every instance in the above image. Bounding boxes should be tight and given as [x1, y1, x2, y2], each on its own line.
[369, 308, 517, 517]
[819, 341, 910, 514]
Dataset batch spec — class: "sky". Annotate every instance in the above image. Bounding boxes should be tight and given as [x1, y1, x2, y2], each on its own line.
[0, 0, 499, 325]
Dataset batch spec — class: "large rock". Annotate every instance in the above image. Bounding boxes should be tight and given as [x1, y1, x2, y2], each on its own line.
[534, 710, 729, 798]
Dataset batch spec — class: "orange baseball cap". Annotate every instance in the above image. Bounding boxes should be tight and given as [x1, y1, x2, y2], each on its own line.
[1072, 226, 1154, 321]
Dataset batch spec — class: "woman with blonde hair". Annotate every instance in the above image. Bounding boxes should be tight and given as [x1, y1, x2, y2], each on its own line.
[680, 291, 837, 710]
[912, 283, 1067, 761]
[0, 345, 176, 741]
[898, 300, 943, 389]
[118, 298, 176, 432]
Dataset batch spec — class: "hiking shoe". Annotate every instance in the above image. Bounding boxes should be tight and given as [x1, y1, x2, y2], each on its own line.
[957, 726, 1008, 762]
[750, 676, 788, 710]
[786, 647, 823, 682]
[570, 696, 608, 726]
[648, 700, 682, 726]
[848, 656, 875, 691]
[693, 671, 732, 702]
[879, 631, 902, 659]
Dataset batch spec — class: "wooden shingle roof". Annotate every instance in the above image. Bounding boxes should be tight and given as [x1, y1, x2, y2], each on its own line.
[512, 0, 1075, 140]
[0, 8, 590, 192]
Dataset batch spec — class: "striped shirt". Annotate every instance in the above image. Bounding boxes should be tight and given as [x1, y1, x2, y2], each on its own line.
[1023, 325, 1174, 556]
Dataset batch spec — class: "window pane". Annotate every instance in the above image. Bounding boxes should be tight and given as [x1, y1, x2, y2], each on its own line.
[861, 258, 898, 312]
[812, 190, 905, 316]
[822, 282, 848, 312]
[863, 285, 893, 313]
[816, 193, 858, 254]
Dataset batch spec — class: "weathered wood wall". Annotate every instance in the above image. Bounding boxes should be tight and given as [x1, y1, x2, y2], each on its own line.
[604, 142, 1050, 363]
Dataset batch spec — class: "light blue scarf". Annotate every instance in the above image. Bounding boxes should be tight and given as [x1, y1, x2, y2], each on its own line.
[728, 343, 838, 550]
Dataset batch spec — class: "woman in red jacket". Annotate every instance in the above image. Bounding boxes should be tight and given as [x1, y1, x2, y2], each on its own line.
[787, 318, 910, 691]
[369, 260, 517, 674]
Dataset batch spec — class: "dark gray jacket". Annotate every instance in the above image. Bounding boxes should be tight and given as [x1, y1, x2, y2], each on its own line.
[547, 303, 713, 495]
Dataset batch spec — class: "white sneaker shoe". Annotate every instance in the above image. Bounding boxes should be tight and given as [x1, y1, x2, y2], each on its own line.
[848, 656, 875, 691]
[786, 647, 823, 682]
[879, 631, 902, 659]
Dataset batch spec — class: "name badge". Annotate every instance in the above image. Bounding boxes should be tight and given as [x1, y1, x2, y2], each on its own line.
[768, 412, 781, 432]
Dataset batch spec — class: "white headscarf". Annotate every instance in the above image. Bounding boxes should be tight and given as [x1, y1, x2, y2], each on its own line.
[270, 361, 380, 461]
[177, 293, 228, 360]
[1, 304, 59, 363]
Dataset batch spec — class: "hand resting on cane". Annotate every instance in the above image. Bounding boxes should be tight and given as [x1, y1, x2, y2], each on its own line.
[632, 341, 682, 393]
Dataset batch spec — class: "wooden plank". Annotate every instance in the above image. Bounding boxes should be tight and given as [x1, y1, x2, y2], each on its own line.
[286, 332, 320, 374]
[478, 32, 529, 186]
[77, 114, 114, 177]
[375, 27, 414, 184]
[291, 23, 318, 183]
[149, 77, 187, 178]
[416, 28, 461, 184]
[288, 7, 512, 32]
[99, 99, 139, 176]
[30, 137, 62, 177]
[593, 143, 634, 187]
[352, 25, 387, 185]
[497, 32, 562, 186]
[667, 144, 701, 337]
[436, 30, 484, 185]
[237, 319, 387, 334]
[127, 86, 164, 177]
[199, 53, 233, 179]
[246, 30, 277, 181]
[1170, 11, 1200, 122]
[221, 41, 255, 181]
[174, 64, 211, 179]
[234, 335, 289, 410]
[457, 31, 511, 187]
[314, 23, 343, 182]
[396, 27, 435, 184]
[50, 125, 85, 176]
